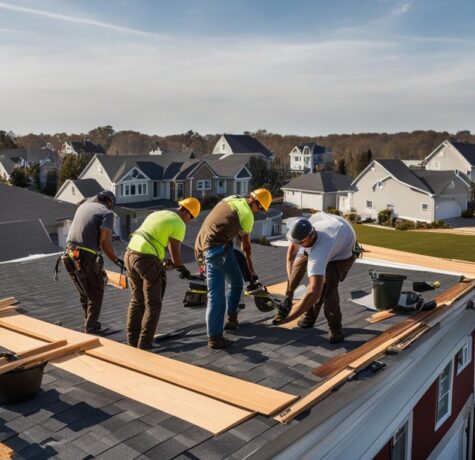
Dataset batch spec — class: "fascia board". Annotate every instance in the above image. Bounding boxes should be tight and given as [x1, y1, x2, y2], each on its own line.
[252, 293, 475, 460]
[423, 141, 446, 164]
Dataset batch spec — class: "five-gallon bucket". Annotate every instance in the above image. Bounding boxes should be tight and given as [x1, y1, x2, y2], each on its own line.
[369, 270, 407, 310]
[0, 362, 46, 405]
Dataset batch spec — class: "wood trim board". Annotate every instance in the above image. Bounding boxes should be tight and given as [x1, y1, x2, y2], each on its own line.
[0, 340, 67, 366]
[0, 297, 16, 308]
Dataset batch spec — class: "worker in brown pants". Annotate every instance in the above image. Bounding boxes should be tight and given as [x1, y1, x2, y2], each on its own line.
[274, 213, 357, 343]
[281, 251, 356, 335]
[125, 198, 201, 350]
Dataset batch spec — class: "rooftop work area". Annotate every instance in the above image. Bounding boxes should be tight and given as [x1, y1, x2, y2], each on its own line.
[0, 220, 472, 459]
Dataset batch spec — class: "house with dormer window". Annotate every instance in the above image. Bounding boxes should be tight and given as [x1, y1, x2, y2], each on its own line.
[289, 143, 333, 173]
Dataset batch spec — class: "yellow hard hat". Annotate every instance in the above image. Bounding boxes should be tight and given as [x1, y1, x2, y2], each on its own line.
[251, 188, 272, 212]
[178, 197, 201, 219]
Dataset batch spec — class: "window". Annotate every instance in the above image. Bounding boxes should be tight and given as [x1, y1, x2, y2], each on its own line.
[121, 183, 147, 197]
[366, 200, 373, 209]
[392, 417, 412, 460]
[71, 186, 75, 195]
[197, 179, 211, 190]
[456, 337, 472, 375]
[176, 182, 184, 198]
[421, 203, 428, 211]
[435, 361, 453, 430]
[222, 143, 226, 151]
[434, 161, 440, 170]
[448, 181, 455, 189]
[123, 168, 146, 181]
[376, 181, 384, 190]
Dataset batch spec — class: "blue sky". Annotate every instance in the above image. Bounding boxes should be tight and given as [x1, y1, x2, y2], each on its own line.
[0, 0, 474, 135]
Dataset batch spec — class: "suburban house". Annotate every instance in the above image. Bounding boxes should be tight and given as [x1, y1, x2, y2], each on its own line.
[58, 140, 105, 158]
[282, 171, 353, 211]
[55, 178, 104, 205]
[289, 143, 333, 173]
[212, 134, 273, 165]
[0, 183, 76, 248]
[340, 159, 471, 222]
[424, 140, 475, 181]
[0, 146, 59, 189]
[74, 153, 254, 236]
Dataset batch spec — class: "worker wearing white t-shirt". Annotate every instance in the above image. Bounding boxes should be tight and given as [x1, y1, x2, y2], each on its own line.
[276, 213, 357, 343]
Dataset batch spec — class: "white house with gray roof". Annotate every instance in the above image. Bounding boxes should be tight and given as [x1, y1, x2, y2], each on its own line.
[282, 171, 353, 211]
[424, 140, 475, 181]
[289, 143, 333, 173]
[212, 134, 273, 165]
[341, 159, 471, 222]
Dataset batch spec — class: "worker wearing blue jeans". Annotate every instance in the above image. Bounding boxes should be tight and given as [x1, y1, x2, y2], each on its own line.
[205, 245, 243, 338]
[195, 189, 273, 349]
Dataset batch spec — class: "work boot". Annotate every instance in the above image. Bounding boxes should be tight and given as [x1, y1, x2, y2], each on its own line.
[224, 314, 239, 331]
[328, 326, 344, 344]
[297, 309, 316, 328]
[208, 334, 233, 349]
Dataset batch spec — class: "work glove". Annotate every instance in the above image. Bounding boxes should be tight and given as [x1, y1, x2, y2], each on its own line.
[177, 265, 192, 280]
[115, 257, 125, 271]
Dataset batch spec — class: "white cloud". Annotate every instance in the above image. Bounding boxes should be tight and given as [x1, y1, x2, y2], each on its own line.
[0, 1, 159, 37]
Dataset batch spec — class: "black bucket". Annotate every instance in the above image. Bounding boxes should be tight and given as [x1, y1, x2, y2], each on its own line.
[0, 362, 46, 405]
[369, 270, 407, 310]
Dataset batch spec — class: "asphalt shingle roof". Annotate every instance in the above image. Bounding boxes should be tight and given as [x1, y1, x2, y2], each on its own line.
[0, 243, 458, 458]
[205, 155, 252, 177]
[0, 184, 77, 229]
[223, 135, 273, 158]
[70, 179, 103, 198]
[0, 220, 59, 262]
[282, 171, 353, 193]
[414, 170, 468, 195]
[451, 141, 475, 166]
[70, 141, 105, 155]
[377, 159, 433, 194]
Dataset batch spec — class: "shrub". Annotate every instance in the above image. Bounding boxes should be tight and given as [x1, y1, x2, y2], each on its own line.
[326, 207, 341, 216]
[415, 221, 429, 229]
[394, 218, 416, 231]
[429, 220, 449, 229]
[461, 209, 473, 218]
[362, 217, 376, 223]
[345, 212, 361, 223]
[377, 208, 393, 226]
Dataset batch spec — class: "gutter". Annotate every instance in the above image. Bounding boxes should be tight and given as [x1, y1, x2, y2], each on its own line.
[247, 289, 475, 460]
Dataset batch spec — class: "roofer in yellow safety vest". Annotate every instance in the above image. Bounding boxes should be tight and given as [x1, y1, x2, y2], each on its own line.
[125, 197, 201, 350]
[195, 188, 272, 349]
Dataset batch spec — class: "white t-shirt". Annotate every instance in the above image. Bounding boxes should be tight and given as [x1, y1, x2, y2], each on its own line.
[296, 213, 356, 277]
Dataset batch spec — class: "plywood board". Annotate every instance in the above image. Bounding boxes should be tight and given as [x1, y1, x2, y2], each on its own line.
[0, 340, 67, 366]
[362, 244, 475, 278]
[0, 312, 297, 416]
[53, 353, 254, 435]
[0, 443, 14, 459]
[366, 309, 396, 324]
[88, 339, 298, 415]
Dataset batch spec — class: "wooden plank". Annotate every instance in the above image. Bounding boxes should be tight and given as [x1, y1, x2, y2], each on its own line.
[0, 313, 298, 416]
[0, 297, 16, 308]
[0, 340, 67, 366]
[275, 369, 354, 424]
[366, 309, 396, 324]
[314, 280, 475, 379]
[105, 270, 128, 289]
[0, 338, 99, 375]
[52, 353, 254, 435]
[88, 339, 298, 415]
[0, 443, 14, 459]
[0, 306, 19, 315]
[362, 244, 475, 278]
[0, 318, 57, 343]
[277, 322, 425, 424]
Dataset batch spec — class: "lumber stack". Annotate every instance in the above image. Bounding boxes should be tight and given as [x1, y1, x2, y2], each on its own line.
[0, 301, 298, 434]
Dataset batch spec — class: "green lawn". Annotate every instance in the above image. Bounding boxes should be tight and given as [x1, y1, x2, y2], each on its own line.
[353, 225, 475, 262]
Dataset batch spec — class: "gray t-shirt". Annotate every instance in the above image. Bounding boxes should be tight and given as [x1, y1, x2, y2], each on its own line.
[67, 198, 114, 251]
[296, 213, 356, 277]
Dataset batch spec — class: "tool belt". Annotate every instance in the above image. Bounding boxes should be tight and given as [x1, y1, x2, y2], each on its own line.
[53, 242, 103, 281]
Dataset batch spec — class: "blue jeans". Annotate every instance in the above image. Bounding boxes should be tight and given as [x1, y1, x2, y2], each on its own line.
[205, 245, 244, 337]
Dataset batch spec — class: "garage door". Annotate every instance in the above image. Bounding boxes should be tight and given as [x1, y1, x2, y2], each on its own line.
[435, 200, 461, 220]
